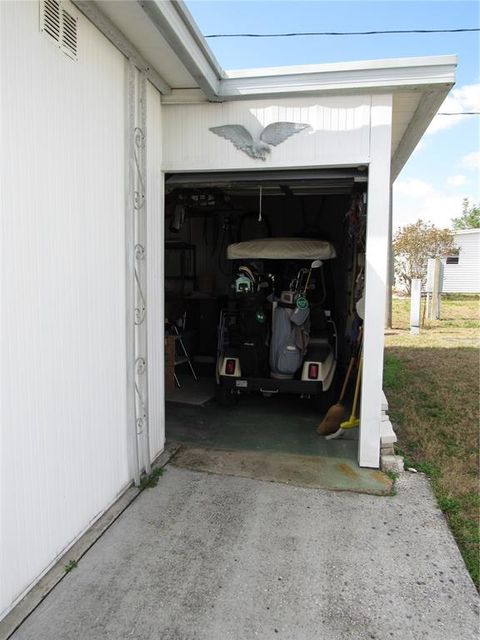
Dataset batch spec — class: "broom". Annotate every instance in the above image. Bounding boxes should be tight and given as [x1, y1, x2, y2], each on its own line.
[316, 327, 363, 436]
[316, 353, 356, 436]
[340, 355, 363, 430]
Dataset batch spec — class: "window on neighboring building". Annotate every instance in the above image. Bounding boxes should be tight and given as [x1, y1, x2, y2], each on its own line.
[446, 256, 459, 265]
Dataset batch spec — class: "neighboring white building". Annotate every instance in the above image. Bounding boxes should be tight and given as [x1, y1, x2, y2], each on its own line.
[443, 229, 480, 293]
[1, 0, 456, 624]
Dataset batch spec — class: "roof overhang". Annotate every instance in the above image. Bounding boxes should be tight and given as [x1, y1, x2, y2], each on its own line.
[74, 1, 456, 180]
[219, 56, 456, 100]
[72, 0, 225, 98]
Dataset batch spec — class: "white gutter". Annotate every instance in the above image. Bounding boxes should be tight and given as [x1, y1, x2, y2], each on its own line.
[138, 0, 223, 100]
[161, 55, 456, 105]
[172, 0, 225, 80]
[218, 55, 457, 100]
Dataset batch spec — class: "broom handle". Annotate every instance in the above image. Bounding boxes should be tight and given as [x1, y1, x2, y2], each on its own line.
[350, 354, 363, 419]
[338, 356, 355, 403]
[338, 326, 363, 403]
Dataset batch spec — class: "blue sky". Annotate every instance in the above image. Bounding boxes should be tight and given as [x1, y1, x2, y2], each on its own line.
[186, 0, 480, 230]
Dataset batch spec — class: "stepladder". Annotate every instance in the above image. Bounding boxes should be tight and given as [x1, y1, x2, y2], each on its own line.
[165, 313, 198, 388]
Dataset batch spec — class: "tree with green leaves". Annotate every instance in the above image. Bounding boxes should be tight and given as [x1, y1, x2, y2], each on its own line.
[452, 198, 480, 230]
[393, 220, 457, 293]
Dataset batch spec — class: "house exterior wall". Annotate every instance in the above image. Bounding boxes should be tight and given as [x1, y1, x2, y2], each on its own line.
[443, 230, 480, 293]
[0, 1, 165, 618]
[0, 1, 397, 619]
[162, 95, 371, 171]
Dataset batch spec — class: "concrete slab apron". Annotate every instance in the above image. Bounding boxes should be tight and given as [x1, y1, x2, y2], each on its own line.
[11, 469, 479, 640]
[172, 446, 392, 495]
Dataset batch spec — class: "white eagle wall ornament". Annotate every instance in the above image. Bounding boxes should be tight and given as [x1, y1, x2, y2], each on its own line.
[209, 122, 310, 160]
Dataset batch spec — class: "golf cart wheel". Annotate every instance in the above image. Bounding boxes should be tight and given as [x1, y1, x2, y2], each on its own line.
[215, 385, 239, 407]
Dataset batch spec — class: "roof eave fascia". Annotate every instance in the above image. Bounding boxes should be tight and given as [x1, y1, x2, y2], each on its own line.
[72, 0, 172, 95]
[391, 85, 453, 182]
[172, 1, 225, 80]
[217, 56, 457, 100]
[138, 0, 223, 100]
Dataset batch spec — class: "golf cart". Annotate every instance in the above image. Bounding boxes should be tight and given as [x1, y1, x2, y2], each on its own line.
[216, 237, 337, 407]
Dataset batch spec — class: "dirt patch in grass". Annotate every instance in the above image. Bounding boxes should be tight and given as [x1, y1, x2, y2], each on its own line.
[385, 296, 480, 588]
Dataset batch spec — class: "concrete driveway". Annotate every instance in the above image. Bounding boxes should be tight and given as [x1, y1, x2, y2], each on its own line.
[10, 466, 479, 640]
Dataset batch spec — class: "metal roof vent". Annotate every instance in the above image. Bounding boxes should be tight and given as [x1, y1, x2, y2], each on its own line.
[40, 0, 78, 60]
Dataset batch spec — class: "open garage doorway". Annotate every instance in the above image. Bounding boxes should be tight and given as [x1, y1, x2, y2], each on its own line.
[162, 168, 377, 487]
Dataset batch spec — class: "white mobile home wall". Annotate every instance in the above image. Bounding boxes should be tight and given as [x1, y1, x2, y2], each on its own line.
[0, 1, 164, 617]
[162, 94, 392, 469]
[443, 230, 480, 293]
[162, 96, 371, 171]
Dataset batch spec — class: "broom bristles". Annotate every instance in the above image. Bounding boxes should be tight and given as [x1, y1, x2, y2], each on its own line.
[316, 403, 345, 436]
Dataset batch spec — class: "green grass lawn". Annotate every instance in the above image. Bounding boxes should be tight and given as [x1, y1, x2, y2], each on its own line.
[384, 295, 480, 589]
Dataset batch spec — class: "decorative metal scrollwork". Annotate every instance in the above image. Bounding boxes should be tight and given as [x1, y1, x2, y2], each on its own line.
[134, 126, 145, 149]
[135, 357, 146, 375]
[135, 244, 145, 260]
[136, 415, 146, 435]
[134, 269, 146, 325]
[130, 70, 150, 477]
[135, 382, 147, 435]
[134, 190, 145, 210]
[133, 126, 145, 205]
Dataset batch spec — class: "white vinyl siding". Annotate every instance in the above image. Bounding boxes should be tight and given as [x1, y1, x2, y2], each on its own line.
[443, 231, 480, 293]
[162, 95, 371, 171]
[1, 1, 128, 616]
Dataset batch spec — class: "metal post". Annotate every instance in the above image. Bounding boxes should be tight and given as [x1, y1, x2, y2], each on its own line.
[428, 257, 442, 321]
[126, 60, 140, 486]
[133, 70, 151, 476]
[126, 62, 151, 485]
[410, 279, 421, 335]
[139, 71, 151, 474]
[432, 258, 442, 320]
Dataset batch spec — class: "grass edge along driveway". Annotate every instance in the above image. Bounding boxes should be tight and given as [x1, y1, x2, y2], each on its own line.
[384, 296, 479, 589]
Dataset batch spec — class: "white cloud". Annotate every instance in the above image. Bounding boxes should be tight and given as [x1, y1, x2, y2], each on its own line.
[446, 174, 468, 187]
[393, 178, 474, 229]
[426, 83, 480, 135]
[461, 151, 480, 170]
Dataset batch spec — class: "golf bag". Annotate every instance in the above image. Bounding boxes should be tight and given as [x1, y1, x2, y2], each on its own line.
[232, 293, 269, 377]
[270, 297, 310, 378]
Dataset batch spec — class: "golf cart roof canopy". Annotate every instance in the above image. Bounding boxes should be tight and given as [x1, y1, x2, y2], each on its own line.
[227, 238, 336, 261]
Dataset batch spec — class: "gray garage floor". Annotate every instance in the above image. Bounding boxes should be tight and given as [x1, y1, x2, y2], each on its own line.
[10, 466, 479, 640]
